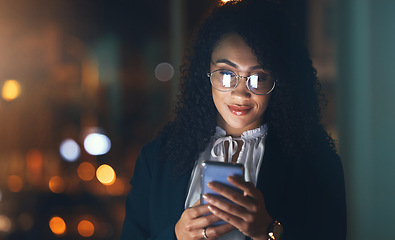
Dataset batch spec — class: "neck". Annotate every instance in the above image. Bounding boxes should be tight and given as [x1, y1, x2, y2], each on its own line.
[217, 118, 262, 137]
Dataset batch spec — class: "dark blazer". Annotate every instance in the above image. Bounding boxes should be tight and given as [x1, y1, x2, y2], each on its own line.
[121, 132, 346, 240]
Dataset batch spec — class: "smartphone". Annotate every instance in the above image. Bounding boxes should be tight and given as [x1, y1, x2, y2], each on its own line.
[201, 161, 244, 226]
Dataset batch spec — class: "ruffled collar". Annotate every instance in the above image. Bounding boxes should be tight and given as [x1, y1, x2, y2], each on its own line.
[214, 124, 268, 140]
[211, 124, 268, 161]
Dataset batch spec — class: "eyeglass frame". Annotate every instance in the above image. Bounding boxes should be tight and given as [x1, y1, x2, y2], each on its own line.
[207, 69, 276, 95]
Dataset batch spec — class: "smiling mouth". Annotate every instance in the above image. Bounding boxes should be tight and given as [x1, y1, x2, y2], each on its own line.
[228, 105, 252, 116]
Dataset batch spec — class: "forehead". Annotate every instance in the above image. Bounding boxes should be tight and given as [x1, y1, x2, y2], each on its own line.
[211, 33, 259, 68]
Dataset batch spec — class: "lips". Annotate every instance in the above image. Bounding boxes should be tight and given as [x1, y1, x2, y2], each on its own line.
[228, 105, 252, 116]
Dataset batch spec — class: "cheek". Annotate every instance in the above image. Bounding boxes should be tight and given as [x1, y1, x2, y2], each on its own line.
[256, 95, 271, 113]
[211, 88, 216, 103]
[211, 88, 221, 107]
[211, 88, 229, 116]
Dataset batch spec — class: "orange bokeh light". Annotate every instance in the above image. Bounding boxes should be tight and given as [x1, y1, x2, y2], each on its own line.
[0, 215, 12, 232]
[78, 162, 96, 181]
[49, 216, 66, 235]
[26, 149, 43, 175]
[8, 175, 23, 192]
[2, 79, 22, 101]
[96, 164, 116, 186]
[49, 176, 66, 193]
[78, 220, 94, 237]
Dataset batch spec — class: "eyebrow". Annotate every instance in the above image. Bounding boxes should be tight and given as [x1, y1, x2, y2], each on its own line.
[212, 58, 263, 71]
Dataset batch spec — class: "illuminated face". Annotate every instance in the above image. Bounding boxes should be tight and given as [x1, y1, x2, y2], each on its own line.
[210, 33, 271, 136]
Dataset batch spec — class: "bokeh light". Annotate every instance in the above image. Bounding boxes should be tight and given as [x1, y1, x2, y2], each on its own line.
[78, 220, 95, 237]
[49, 176, 66, 193]
[155, 62, 174, 81]
[26, 149, 43, 175]
[221, 0, 240, 3]
[2, 79, 22, 101]
[83, 133, 111, 156]
[49, 216, 66, 236]
[78, 162, 96, 181]
[59, 139, 80, 162]
[96, 164, 116, 185]
[0, 215, 12, 233]
[8, 175, 23, 192]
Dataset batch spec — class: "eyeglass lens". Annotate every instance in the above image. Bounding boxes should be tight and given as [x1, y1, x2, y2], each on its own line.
[210, 70, 274, 95]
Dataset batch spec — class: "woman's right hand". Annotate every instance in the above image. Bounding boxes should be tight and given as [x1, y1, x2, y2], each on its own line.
[175, 200, 235, 240]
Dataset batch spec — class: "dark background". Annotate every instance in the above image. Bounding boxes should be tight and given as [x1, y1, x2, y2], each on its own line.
[1, 0, 394, 239]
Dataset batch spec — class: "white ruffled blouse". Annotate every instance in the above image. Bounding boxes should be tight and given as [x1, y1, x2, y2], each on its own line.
[184, 124, 268, 240]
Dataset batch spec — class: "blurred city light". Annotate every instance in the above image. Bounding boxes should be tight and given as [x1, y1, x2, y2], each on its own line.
[8, 175, 23, 192]
[78, 220, 95, 237]
[26, 149, 43, 175]
[221, 0, 240, 3]
[1, 79, 22, 101]
[0, 215, 12, 233]
[83, 133, 111, 156]
[49, 176, 66, 193]
[59, 139, 81, 162]
[78, 162, 96, 181]
[49, 216, 66, 236]
[96, 164, 116, 185]
[155, 62, 174, 81]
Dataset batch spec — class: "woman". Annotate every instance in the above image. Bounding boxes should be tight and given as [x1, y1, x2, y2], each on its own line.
[121, 0, 347, 239]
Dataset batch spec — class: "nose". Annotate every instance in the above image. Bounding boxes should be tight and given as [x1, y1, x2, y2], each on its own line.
[231, 77, 251, 99]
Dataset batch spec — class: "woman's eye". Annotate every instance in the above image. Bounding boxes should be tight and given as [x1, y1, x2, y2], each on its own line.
[219, 70, 235, 77]
[256, 74, 269, 81]
[258, 77, 267, 82]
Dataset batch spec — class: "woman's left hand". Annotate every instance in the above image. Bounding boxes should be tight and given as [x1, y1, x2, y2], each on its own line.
[202, 176, 273, 240]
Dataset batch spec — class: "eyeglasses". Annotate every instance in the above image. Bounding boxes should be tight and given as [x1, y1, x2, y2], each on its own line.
[207, 69, 276, 95]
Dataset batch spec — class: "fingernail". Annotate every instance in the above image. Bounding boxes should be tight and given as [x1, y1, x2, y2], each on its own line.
[229, 175, 239, 181]
[208, 205, 214, 212]
[203, 194, 212, 203]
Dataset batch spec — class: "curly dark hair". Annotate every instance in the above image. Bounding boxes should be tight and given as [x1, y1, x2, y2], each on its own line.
[159, 0, 335, 176]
